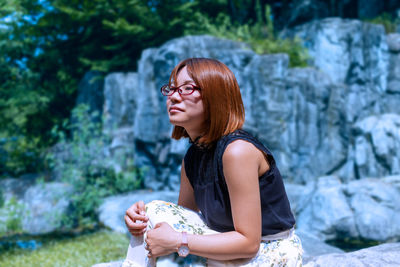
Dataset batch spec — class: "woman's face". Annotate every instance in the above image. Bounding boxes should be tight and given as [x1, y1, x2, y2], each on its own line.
[166, 66, 205, 134]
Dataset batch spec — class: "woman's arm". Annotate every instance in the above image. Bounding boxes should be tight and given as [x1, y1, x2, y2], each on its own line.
[186, 140, 263, 260]
[178, 160, 199, 212]
[147, 140, 265, 260]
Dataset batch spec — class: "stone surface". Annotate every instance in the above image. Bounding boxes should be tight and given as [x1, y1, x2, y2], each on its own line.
[304, 242, 400, 267]
[21, 182, 73, 234]
[296, 175, 400, 242]
[0, 177, 73, 235]
[76, 71, 104, 116]
[352, 114, 400, 178]
[296, 230, 344, 264]
[387, 33, 400, 52]
[296, 176, 358, 240]
[344, 178, 400, 241]
[71, 18, 400, 248]
[98, 190, 179, 233]
[73, 18, 400, 187]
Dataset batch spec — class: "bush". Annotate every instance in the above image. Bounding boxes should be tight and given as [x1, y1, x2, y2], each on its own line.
[366, 13, 399, 33]
[186, 5, 309, 67]
[46, 104, 143, 229]
[0, 197, 26, 236]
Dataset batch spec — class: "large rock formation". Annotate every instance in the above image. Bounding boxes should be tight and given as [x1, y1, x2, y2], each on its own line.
[304, 242, 400, 267]
[295, 175, 400, 242]
[81, 18, 400, 188]
[76, 18, 400, 252]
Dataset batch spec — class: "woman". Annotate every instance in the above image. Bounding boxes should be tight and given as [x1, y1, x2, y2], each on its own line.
[123, 58, 302, 266]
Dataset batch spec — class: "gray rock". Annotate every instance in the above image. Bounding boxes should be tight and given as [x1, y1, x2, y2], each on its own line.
[21, 182, 73, 234]
[0, 177, 73, 235]
[285, 182, 314, 215]
[103, 73, 138, 131]
[352, 114, 400, 178]
[98, 190, 179, 233]
[387, 33, 400, 52]
[296, 230, 344, 264]
[382, 175, 400, 191]
[296, 176, 358, 240]
[344, 178, 400, 241]
[304, 242, 400, 267]
[74, 18, 400, 186]
[387, 34, 400, 95]
[296, 175, 400, 242]
[76, 71, 104, 116]
[0, 174, 38, 201]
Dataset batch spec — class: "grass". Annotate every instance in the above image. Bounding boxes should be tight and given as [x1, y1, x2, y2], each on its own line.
[0, 230, 129, 267]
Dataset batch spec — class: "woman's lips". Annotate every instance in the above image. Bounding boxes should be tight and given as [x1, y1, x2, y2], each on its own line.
[169, 106, 184, 113]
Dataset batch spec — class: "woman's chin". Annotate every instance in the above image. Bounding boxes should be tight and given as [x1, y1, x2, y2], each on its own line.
[169, 118, 185, 127]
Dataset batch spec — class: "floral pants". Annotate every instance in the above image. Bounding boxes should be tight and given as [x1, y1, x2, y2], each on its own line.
[123, 200, 303, 267]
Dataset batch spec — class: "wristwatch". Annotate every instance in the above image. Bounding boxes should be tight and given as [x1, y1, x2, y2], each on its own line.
[177, 231, 189, 257]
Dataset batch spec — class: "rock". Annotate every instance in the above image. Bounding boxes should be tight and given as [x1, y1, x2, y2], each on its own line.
[383, 175, 400, 191]
[304, 242, 400, 267]
[98, 190, 179, 233]
[0, 176, 73, 235]
[0, 174, 38, 201]
[344, 178, 400, 241]
[296, 230, 344, 264]
[387, 33, 400, 52]
[352, 114, 400, 178]
[103, 73, 138, 131]
[387, 34, 400, 94]
[73, 18, 400, 186]
[76, 71, 104, 116]
[296, 175, 400, 242]
[296, 176, 358, 240]
[21, 182, 73, 234]
[285, 182, 314, 215]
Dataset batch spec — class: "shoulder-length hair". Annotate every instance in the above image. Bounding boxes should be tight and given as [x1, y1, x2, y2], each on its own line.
[169, 58, 245, 145]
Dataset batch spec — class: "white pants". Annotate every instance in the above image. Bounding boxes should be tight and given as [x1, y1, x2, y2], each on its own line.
[122, 200, 303, 267]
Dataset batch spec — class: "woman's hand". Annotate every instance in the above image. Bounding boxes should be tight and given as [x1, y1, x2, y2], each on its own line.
[145, 222, 181, 258]
[125, 201, 149, 236]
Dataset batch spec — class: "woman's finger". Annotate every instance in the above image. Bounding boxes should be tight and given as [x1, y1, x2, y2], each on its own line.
[125, 208, 148, 222]
[138, 200, 146, 214]
[125, 215, 147, 230]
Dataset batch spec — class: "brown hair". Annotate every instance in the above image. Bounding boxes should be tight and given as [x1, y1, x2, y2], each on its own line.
[169, 58, 245, 144]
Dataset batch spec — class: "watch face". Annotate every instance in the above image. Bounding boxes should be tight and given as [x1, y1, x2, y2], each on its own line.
[178, 245, 189, 257]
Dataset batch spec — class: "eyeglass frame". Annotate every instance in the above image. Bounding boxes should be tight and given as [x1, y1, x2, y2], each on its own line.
[160, 83, 201, 96]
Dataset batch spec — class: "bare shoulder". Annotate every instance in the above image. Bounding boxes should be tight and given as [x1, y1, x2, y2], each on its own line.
[222, 139, 263, 162]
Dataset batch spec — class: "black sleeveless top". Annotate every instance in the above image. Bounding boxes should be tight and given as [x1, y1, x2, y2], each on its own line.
[184, 129, 295, 236]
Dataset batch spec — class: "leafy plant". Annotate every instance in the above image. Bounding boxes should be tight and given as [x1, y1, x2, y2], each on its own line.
[47, 104, 143, 229]
[186, 4, 309, 67]
[366, 13, 399, 33]
[0, 197, 26, 236]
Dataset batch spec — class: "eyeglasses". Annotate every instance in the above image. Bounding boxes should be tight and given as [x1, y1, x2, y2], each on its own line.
[160, 84, 201, 96]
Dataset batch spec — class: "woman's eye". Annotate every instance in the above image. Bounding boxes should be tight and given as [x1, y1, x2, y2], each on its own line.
[182, 85, 193, 90]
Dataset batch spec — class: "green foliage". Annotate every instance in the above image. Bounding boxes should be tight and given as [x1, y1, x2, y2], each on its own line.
[186, 5, 309, 67]
[0, 197, 26, 236]
[366, 13, 399, 33]
[47, 104, 143, 229]
[0, 1, 50, 176]
[0, 0, 202, 177]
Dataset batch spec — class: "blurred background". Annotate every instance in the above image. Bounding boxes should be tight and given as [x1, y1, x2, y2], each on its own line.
[1, 0, 400, 266]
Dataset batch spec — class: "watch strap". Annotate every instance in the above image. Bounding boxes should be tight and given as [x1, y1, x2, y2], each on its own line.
[181, 231, 188, 245]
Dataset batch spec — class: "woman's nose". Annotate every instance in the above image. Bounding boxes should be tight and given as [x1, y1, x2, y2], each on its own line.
[168, 90, 182, 103]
